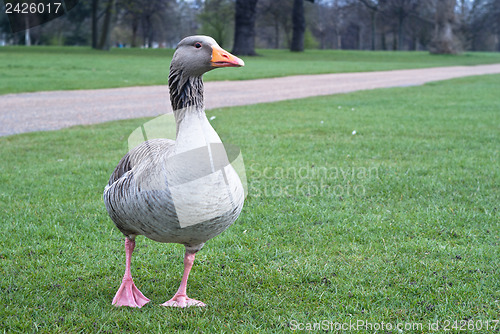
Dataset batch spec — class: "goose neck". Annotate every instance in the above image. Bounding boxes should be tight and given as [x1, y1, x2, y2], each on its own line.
[168, 68, 204, 112]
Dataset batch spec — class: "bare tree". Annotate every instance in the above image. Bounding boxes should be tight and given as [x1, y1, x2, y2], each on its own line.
[257, 0, 292, 48]
[429, 0, 462, 54]
[291, 0, 305, 51]
[113, 0, 195, 47]
[118, 0, 143, 47]
[469, 0, 500, 51]
[331, 0, 348, 49]
[91, 0, 99, 48]
[2, 0, 499, 51]
[359, 0, 379, 50]
[97, 0, 116, 50]
[141, 0, 169, 48]
[91, 0, 120, 50]
[489, 0, 500, 51]
[199, 0, 234, 48]
[308, 0, 357, 50]
[232, 0, 258, 55]
[290, 0, 314, 51]
[382, 0, 419, 50]
[309, 0, 332, 49]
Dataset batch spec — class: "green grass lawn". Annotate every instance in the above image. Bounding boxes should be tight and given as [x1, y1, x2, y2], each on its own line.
[1, 46, 500, 95]
[0, 74, 499, 333]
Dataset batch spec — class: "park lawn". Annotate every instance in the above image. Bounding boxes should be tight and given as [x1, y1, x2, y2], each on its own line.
[0, 74, 499, 333]
[1, 46, 500, 94]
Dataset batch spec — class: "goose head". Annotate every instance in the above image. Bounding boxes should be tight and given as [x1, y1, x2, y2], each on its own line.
[169, 36, 244, 112]
[171, 35, 244, 77]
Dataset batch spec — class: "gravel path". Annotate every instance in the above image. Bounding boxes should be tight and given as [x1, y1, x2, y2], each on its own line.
[1, 64, 500, 137]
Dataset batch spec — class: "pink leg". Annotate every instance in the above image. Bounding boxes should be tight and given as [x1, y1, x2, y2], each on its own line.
[112, 238, 150, 308]
[161, 252, 206, 308]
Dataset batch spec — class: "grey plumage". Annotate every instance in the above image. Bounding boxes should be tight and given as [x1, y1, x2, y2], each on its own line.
[103, 35, 245, 254]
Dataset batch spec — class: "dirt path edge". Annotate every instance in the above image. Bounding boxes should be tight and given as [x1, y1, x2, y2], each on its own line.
[1, 64, 500, 137]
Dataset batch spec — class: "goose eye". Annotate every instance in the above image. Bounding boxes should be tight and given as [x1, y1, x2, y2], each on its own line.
[194, 42, 202, 49]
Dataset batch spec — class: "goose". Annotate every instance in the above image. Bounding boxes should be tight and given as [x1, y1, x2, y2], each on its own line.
[103, 35, 245, 308]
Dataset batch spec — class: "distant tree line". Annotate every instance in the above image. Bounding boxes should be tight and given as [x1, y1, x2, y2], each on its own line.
[0, 0, 499, 53]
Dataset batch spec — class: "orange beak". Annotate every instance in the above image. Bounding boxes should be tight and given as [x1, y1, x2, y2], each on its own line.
[211, 45, 245, 68]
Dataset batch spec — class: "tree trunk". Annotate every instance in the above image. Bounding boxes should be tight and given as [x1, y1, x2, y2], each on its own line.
[274, 21, 280, 49]
[232, 0, 258, 56]
[131, 18, 138, 48]
[429, 0, 461, 54]
[141, 14, 153, 48]
[97, 0, 116, 50]
[392, 28, 397, 50]
[359, 0, 378, 50]
[358, 25, 363, 49]
[397, 13, 404, 50]
[370, 11, 376, 50]
[24, 17, 31, 46]
[290, 0, 305, 51]
[91, 0, 98, 48]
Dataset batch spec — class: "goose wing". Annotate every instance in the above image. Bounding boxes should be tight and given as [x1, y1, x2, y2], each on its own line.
[107, 138, 175, 187]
